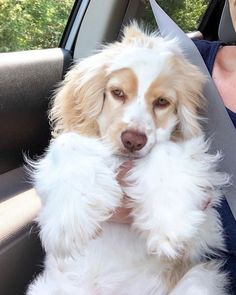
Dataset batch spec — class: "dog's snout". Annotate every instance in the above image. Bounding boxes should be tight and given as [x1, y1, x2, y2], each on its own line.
[121, 130, 147, 152]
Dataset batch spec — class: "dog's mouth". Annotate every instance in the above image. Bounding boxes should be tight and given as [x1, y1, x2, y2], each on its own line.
[115, 148, 148, 160]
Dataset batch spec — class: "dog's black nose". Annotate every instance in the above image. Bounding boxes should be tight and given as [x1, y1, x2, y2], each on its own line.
[121, 130, 147, 152]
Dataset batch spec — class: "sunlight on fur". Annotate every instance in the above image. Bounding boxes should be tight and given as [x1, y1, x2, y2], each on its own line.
[27, 23, 230, 295]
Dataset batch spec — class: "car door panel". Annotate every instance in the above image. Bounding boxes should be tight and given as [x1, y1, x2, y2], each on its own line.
[0, 48, 72, 295]
[0, 48, 72, 175]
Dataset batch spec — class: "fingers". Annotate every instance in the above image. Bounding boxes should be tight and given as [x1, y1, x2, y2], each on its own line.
[109, 161, 133, 224]
[109, 206, 132, 224]
[116, 160, 133, 187]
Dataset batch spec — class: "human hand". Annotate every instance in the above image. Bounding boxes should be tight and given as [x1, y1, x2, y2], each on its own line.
[109, 161, 133, 224]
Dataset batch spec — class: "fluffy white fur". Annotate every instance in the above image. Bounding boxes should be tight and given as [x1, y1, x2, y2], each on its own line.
[27, 24, 229, 295]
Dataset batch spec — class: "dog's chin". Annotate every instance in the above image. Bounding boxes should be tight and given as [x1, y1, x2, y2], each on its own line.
[114, 147, 152, 160]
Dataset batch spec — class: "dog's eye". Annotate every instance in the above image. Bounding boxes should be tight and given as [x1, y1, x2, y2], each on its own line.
[111, 89, 125, 100]
[153, 97, 170, 108]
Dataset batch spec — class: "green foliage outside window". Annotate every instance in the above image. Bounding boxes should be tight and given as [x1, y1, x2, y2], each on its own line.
[0, 0, 209, 53]
[143, 0, 210, 33]
[0, 0, 74, 52]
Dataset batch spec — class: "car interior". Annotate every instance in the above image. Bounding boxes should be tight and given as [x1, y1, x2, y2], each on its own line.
[0, 0, 234, 294]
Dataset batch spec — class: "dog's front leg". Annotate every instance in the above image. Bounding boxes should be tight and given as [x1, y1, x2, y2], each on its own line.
[124, 141, 214, 259]
[32, 132, 122, 257]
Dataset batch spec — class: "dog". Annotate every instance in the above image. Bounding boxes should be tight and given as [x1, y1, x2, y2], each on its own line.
[27, 24, 229, 295]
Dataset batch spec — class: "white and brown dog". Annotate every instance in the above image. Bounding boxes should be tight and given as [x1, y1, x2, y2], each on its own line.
[27, 24, 229, 295]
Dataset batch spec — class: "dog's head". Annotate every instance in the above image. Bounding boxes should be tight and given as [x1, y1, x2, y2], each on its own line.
[50, 23, 205, 158]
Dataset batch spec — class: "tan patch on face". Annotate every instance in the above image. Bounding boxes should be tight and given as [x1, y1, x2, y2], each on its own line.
[145, 74, 177, 129]
[106, 68, 138, 101]
[143, 54, 205, 140]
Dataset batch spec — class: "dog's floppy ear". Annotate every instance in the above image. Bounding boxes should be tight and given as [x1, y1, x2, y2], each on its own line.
[50, 48, 116, 137]
[174, 58, 206, 139]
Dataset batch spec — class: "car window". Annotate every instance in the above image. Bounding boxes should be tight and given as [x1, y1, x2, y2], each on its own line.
[143, 0, 210, 33]
[0, 0, 75, 52]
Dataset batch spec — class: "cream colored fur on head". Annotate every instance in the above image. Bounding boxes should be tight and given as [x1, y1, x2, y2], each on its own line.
[50, 23, 205, 157]
[27, 24, 229, 295]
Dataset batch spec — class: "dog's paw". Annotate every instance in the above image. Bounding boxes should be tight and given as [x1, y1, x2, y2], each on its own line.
[130, 197, 206, 259]
[38, 206, 104, 257]
[147, 209, 206, 259]
[146, 232, 181, 259]
[34, 132, 122, 257]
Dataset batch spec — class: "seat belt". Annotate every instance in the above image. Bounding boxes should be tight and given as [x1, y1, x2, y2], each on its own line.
[149, 0, 236, 219]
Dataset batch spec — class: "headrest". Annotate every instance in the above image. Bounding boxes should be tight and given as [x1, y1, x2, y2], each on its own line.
[218, 0, 236, 43]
